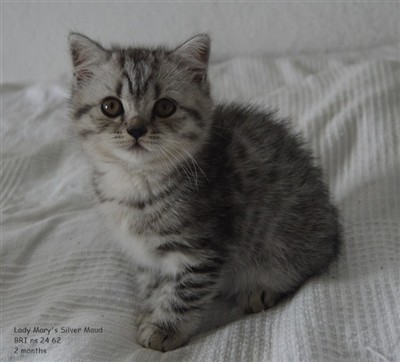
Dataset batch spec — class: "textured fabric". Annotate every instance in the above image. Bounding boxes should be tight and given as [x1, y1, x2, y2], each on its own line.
[2, 44, 400, 361]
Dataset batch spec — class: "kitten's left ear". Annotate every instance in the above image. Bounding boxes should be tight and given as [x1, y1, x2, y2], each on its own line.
[174, 34, 210, 83]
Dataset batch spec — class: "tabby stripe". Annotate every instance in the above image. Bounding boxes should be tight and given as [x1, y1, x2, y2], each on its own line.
[123, 71, 134, 95]
[158, 219, 192, 237]
[186, 264, 220, 275]
[180, 105, 204, 126]
[130, 204, 184, 235]
[157, 241, 192, 253]
[115, 81, 123, 97]
[131, 208, 167, 235]
[184, 257, 223, 275]
[154, 82, 161, 100]
[145, 207, 165, 224]
[119, 54, 126, 68]
[176, 279, 214, 290]
[193, 237, 214, 249]
[119, 183, 177, 210]
[74, 104, 93, 119]
[170, 302, 200, 314]
[120, 199, 145, 210]
[152, 184, 177, 202]
[141, 75, 154, 99]
[95, 120, 112, 133]
[135, 66, 142, 99]
[159, 219, 202, 238]
[157, 320, 178, 333]
[176, 289, 210, 303]
[144, 281, 161, 299]
[143, 56, 159, 97]
[141, 81, 149, 98]
[163, 118, 186, 132]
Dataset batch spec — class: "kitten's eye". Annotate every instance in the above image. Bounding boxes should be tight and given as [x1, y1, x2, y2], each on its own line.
[153, 98, 177, 118]
[101, 97, 124, 118]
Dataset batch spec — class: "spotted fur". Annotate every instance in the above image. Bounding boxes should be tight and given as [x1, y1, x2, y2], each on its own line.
[68, 33, 341, 352]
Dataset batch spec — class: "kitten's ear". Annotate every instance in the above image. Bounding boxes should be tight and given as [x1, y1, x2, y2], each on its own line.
[68, 32, 109, 83]
[174, 34, 210, 83]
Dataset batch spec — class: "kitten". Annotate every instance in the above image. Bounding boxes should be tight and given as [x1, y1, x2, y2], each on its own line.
[68, 33, 341, 352]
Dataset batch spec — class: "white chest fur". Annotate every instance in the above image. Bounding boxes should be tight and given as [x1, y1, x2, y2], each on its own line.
[93, 163, 195, 276]
[98, 194, 194, 277]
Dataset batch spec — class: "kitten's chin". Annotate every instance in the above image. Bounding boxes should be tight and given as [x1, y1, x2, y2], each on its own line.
[110, 145, 167, 171]
[116, 147, 152, 162]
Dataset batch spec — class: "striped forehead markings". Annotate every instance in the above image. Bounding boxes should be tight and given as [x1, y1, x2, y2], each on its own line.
[121, 66, 149, 99]
[122, 70, 134, 96]
[134, 63, 144, 99]
[115, 81, 123, 98]
[117, 50, 161, 100]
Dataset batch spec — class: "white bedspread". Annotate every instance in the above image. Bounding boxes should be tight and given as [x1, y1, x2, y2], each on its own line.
[2, 44, 400, 361]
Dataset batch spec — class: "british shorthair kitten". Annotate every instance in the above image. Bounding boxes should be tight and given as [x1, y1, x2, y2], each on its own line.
[68, 33, 341, 351]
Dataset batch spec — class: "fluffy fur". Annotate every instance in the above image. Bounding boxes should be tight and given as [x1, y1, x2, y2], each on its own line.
[68, 33, 341, 352]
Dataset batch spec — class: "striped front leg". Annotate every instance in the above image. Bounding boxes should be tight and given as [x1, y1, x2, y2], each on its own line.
[136, 260, 221, 352]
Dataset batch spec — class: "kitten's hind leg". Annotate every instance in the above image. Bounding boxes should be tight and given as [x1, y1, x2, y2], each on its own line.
[238, 288, 281, 314]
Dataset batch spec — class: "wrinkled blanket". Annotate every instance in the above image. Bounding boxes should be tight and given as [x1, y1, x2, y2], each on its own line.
[2, 44, 400, 361]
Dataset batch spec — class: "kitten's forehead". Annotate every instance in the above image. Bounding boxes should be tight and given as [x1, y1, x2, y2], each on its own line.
[113, 47, 166, 100]
[117, 47, 159, 66]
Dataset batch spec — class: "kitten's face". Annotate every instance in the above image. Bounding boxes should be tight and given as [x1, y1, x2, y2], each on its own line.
[69, 33, 213, 171]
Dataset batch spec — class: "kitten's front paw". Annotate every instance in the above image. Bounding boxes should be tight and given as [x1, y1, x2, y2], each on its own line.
[238, 289, 280, 313]
[137, 322, 188, 352]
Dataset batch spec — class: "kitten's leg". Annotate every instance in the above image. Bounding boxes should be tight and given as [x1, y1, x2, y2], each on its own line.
[136, 264, 219, 352]
[238, 288, 281, 314]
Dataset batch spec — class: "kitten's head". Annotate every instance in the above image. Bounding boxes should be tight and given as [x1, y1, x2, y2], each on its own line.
[68, 33, 213, 171]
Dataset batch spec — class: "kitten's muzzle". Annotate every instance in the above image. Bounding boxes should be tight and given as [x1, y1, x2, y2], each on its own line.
[127, 127, 147, 140]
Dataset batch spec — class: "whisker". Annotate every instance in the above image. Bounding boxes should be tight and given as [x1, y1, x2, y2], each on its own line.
[164, 138, 209, 183]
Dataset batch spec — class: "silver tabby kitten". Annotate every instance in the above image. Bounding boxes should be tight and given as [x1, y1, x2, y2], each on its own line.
[68, 33, 340, 352]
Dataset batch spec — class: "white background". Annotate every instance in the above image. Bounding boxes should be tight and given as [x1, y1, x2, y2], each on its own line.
[2, 1, 399, 83]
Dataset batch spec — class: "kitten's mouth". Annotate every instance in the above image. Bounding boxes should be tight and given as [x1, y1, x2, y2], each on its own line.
[129, 143, 147, 152]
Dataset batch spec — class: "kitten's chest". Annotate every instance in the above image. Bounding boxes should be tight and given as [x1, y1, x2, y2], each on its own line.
[101, 203, 191, 274]
[95, 166, 185, 232]
[94, 167, 194, 273]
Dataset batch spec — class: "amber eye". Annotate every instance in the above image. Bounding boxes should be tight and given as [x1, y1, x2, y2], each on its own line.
[153, 98, 177, 118]
[101, 97, 124, 118]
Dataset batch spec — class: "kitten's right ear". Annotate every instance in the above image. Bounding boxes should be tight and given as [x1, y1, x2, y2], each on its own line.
[68, 32, 109, 83]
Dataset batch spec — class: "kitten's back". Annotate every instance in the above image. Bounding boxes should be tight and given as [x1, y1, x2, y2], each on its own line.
[207, 103, 341, 294]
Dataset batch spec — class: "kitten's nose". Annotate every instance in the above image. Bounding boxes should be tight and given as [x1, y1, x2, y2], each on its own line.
[127, 127, 147, 140]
